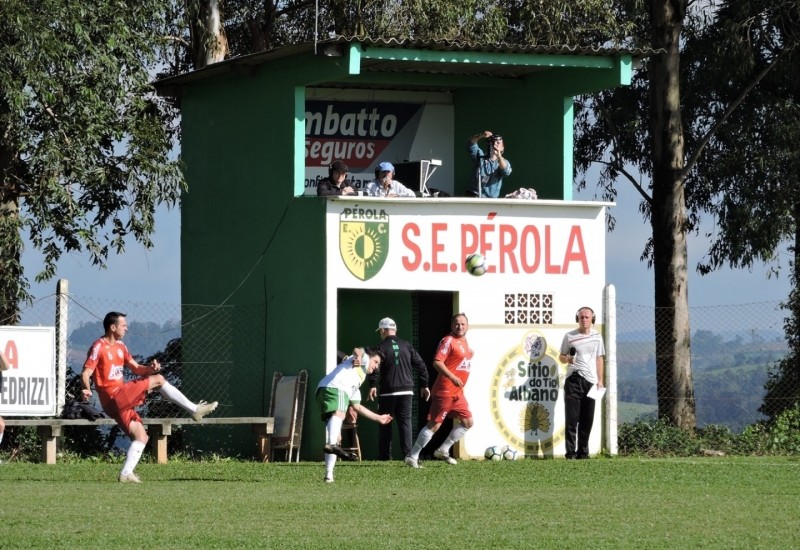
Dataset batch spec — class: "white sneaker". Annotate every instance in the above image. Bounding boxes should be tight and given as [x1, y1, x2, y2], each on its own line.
[433, 448, 457, 465]
[404, 456, 421, 469]
[192, 400, 218, 421]
[324, 475, 334, 483]
[119, 472, 142, 483]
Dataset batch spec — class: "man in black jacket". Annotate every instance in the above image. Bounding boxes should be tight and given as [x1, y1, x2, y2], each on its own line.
[368, 317, 430, 460]
[317, 160, 357, 196]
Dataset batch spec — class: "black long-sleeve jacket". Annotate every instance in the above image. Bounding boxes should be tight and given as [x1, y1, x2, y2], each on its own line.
[368, 335, 429, 394]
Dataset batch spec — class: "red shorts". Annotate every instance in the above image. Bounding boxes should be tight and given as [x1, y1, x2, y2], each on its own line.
[427, 392, 472, 425]
[98, 378, 150, 435]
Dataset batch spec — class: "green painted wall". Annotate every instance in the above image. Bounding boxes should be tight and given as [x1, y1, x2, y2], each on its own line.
[179, 63, 329, 456]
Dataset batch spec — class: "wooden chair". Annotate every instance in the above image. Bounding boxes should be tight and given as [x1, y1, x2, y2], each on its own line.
[264, 369, 308, 462]
[340, 420, 362, 461]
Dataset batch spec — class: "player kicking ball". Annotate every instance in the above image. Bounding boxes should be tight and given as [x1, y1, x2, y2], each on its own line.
[316, 347, 392, 483]
[81, 311, 218, 483]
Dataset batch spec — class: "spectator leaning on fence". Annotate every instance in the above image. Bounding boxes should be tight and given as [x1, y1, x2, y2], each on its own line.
[81, 311, 219, 483]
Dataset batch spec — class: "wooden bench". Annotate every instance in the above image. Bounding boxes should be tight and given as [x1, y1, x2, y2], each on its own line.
[4, 417, 274, 464]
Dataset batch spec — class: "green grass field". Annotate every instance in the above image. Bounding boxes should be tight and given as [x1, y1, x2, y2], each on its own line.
[2, 456, 799, 549]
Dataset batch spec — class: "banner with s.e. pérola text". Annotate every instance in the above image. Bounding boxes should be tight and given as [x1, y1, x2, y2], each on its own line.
[0, 326, 56, 416]
[327, 198, 605, 295]
[326, 197, 608, 458]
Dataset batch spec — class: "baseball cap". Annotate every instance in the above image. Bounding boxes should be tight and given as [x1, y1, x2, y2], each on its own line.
[330, 160, 348, 172]
[376, 317, 397, 331]
[377, 161, 394, 172]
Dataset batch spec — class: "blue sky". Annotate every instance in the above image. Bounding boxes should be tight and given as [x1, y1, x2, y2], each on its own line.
[21, 187, 791, 307]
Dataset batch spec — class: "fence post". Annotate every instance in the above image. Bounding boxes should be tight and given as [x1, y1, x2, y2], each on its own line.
[604, 284, 618, 456]
[56, 279, 69, 414]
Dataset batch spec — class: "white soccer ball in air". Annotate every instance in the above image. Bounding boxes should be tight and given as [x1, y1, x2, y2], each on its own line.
[502, 446, 520, 461]
[484, 445, 503, 461]
[465, 253, 487, 276]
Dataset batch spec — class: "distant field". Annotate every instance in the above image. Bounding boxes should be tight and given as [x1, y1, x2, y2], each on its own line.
[1, 457, 798, 548]
[617, 401, 657, 423]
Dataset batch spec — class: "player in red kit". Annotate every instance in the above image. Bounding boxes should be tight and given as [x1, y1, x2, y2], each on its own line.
[81, 311, 218, 483]
[405, 313, 474, 467]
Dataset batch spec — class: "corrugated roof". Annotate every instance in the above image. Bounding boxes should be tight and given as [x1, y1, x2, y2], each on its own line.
[155, 36, 660, 95]
[328, 35, 659, 58]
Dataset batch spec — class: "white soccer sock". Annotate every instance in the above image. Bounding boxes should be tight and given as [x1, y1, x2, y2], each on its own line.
[121, 440, 146, 476]
[326, 415, 343, 446]
[439, 425, 469, 453]
[409, 427, 434, 459]
[325, 453, 337, 477]
[159, 381, 196, 412]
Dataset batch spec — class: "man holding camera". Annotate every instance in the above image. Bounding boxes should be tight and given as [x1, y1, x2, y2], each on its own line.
[466, 130, 512, 198]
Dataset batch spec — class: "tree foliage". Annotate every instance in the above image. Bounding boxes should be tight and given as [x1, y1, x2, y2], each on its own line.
[680, 0, 800, 419]
[0, 0, 183, 323]
[574, 0, 800, 426]
[1, 0, 635, 324]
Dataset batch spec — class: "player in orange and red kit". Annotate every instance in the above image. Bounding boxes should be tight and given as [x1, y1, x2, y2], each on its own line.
[81, 311, 218, 483]
[404, 313, 474, 467]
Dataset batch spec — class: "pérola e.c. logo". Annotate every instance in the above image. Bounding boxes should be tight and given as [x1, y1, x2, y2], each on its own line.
[339, 208, 389, 281]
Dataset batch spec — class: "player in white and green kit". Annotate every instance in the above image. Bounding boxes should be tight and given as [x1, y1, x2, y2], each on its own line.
[316, 347, 393, 482]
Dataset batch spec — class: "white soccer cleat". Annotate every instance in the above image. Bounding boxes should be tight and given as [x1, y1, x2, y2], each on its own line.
[404, 456, 421, 469]
[119, 472, 142, 483]
[192, 400, 218, 422]
[433, 448, 457, 465]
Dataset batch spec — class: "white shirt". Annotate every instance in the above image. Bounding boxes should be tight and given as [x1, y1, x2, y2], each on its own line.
[316, 356, 368, 403]
[365, 179, 416, 197]
[560, 329, 605, 384]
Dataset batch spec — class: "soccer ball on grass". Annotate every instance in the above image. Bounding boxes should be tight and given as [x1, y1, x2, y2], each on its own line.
[502, 446, 520, 461]
[484, 445, 503, 461]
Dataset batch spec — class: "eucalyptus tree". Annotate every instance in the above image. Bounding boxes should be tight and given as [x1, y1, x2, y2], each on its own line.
[0, 0, 183, 324]
[682, 0, 800, 419]
[573, 0, 796, 428]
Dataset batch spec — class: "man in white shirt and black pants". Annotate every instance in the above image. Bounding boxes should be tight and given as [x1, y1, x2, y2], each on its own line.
[559, 307, 605, 459]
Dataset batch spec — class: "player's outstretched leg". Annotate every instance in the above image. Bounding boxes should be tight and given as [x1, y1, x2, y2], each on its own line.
[157, 381, 218, 422]
[192, 400, 219, 422]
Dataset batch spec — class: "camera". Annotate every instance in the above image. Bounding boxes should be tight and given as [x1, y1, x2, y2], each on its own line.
[487, 134, 503, 145]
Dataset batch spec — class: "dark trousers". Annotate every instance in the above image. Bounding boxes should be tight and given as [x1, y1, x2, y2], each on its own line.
[377, 393, 413, 460]
[563, 373, 595, 458]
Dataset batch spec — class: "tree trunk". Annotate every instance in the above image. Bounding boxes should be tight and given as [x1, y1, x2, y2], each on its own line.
[649, 0, 696, 429]
[189, 0, 228, 69]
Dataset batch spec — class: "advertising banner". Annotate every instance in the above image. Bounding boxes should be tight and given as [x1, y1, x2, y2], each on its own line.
[0, 326, 57, 416]
[304, 98, 454, 195]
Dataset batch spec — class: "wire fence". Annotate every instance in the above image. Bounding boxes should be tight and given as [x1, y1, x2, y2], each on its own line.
[16, 291, 267, 420]
[13, 291, 797, 433]
[617, 301, 791, 432]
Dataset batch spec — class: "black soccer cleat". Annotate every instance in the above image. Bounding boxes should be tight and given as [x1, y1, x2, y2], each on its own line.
[323, 443, 359, 461]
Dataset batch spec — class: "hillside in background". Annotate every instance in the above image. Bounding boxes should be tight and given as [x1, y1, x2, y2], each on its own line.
[617, 329, 788, 432]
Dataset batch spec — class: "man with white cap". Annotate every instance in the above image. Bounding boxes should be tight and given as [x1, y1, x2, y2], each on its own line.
[368, 317, 430, 460]
[365, 161, 416, 197]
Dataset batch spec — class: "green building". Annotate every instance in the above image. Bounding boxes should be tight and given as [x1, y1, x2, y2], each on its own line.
[156, 37, 646, 460]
